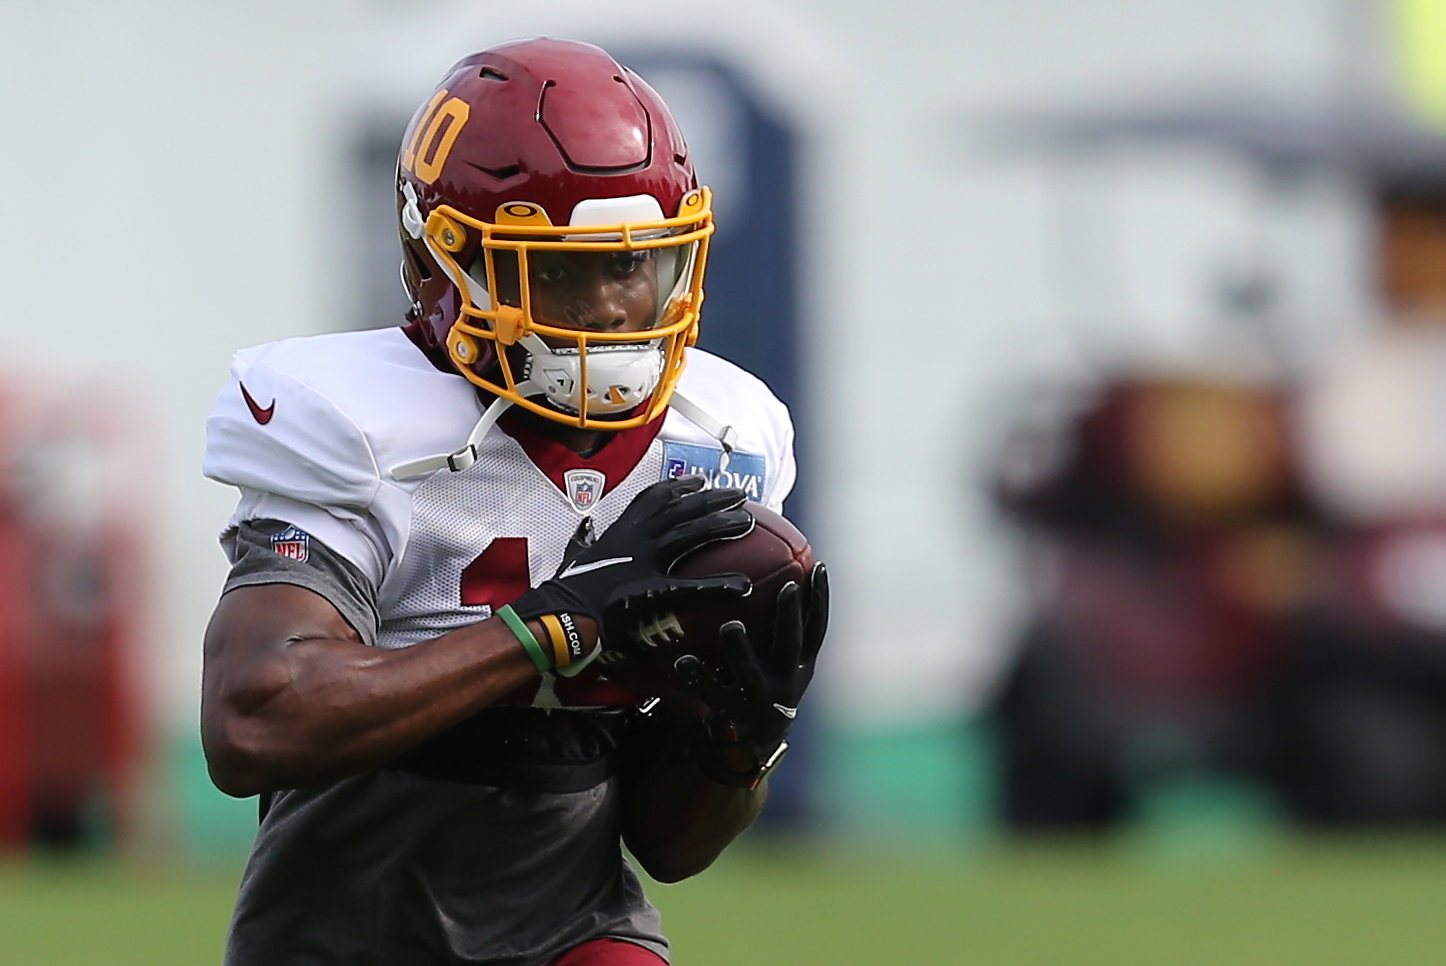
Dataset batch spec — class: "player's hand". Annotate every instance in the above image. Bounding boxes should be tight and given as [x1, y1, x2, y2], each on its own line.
[510, 476, 754, 675]
[674, 563, 829, 788]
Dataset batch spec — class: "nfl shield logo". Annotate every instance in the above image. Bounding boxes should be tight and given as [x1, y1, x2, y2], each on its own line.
[271, 525, 310, 563]
[564, 468, 606, 513]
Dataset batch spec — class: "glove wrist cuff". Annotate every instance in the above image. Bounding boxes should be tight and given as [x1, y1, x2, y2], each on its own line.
[691, 730, 789, 790]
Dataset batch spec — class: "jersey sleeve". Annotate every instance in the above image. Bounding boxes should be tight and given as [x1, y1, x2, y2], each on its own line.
[204, 344, 392, 584]
[761, 399, 796, 514]
[223, 518, 381, 647]
[204, 346, 382, 510]
[223, 491, 390, 590]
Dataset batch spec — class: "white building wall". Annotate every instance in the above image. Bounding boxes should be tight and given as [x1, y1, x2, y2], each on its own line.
[0, 0, 1396, 736]
[0, 1, 363, 736]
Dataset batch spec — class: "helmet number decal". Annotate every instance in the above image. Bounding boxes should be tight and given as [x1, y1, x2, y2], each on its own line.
[401, 90, 471, 185]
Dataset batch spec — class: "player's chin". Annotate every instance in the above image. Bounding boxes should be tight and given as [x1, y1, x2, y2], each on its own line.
[591, 404, 650, 423]
[537, 395, 654, 424]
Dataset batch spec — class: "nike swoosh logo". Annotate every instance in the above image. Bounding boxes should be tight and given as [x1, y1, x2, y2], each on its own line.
[558, 556, 633, 579]
[772, 703, 798, 719]
[240, 382, 275, 425]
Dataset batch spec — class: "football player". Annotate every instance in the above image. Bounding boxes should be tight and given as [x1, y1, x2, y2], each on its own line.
[200, 37, 827, 966]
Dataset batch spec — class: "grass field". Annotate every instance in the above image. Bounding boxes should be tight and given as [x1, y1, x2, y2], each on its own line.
[3, 837, 1446, 965]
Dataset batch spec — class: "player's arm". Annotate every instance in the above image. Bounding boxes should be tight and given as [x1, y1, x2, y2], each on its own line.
[618, 568, 828, 883]
[202, 582, 564, 797]
[203, 477, 753, 798]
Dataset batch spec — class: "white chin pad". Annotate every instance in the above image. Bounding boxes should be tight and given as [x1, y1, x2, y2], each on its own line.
[521, 336, 665, 415]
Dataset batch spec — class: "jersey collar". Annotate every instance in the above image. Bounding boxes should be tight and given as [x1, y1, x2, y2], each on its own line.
[498, 408, 664, 498]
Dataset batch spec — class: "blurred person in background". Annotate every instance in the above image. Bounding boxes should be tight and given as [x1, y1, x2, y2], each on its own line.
[990, 181, 1446, 829]
[1283, 182, 1446, 824]
[199, 39, 825, 966]
[989, 375, 1318, 828]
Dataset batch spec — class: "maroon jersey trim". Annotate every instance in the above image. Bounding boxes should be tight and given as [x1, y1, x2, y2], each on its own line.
[499, 409, 665, 498]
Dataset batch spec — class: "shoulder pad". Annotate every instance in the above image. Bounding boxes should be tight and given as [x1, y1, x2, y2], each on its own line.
[203, 342, 381, 511]
[204, 329, 483, 511]
[669, 349, 797, 509]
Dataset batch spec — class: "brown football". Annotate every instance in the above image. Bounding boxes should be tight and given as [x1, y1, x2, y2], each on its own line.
[597, 502, 815, 698]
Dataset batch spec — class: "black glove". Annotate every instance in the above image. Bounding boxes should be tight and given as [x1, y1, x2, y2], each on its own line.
[674, 562, 829, 788]
[511, 476, 754, 675]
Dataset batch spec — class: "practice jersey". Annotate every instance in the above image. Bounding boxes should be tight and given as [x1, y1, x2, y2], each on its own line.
[204, 326, 795, 670]
[202, 326, 796, 966]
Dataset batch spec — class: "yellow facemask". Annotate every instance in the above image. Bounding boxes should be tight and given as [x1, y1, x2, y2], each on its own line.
[421, 188, 714, 431]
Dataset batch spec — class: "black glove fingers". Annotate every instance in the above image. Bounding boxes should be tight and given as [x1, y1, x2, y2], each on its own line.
[771, 580, 806, 671]
[625, 476, 706, 523]
[651, 475, 707, 501]
[661, 573, 753, 599]
[607, 573, 751, 611]
[675, 654, 740, 712]
[655, 508, 755, 563]
[689, 485, 749, 514]
[599, 574, 752, 647]
[648, 485, 749, 538]
[801, 562, 830, 664]
[720, 620, 768, 697]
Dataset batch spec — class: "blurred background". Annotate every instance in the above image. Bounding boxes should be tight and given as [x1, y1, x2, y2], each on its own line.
[9, 0, 1446, 961]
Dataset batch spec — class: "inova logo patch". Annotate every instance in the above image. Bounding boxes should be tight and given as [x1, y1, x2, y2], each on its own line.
[661, 440, 768, 502]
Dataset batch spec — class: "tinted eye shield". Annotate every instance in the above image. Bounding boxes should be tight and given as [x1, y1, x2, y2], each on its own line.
[425, 203, 711, 347]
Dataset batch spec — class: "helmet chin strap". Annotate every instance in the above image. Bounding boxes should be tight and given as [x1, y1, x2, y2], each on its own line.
[391, 387, 737, 483]
[667, 390, 739, 474]
[390, 394, 518, 481]
[390, 351, 737, 482]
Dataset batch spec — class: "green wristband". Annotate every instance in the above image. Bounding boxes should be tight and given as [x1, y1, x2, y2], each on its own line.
[497, 605, 551, 672]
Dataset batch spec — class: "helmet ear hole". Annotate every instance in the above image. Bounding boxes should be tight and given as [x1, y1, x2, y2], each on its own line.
[402, 243, 433, 283]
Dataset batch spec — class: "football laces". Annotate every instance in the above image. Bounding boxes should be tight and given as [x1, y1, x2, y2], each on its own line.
[632, 611, 685, 649]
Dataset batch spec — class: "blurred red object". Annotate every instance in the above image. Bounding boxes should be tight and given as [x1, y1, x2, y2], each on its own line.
[0, 379, 144, 850]
[0, 494, 30, 844]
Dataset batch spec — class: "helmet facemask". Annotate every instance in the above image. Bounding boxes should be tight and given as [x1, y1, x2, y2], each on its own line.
[422, 189, 713, 430]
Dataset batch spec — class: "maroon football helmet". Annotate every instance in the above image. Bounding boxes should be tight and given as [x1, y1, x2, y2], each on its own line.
[397, 38, 713, 431]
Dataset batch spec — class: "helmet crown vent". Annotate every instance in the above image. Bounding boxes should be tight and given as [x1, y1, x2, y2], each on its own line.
[537, 67, 651, 172]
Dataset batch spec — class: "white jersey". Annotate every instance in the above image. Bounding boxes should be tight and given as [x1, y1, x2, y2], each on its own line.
[204, 326, 795, 696]
[204, 327, 796, 964]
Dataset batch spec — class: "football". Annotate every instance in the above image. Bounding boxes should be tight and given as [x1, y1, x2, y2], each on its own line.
[597, 501, 815, 698]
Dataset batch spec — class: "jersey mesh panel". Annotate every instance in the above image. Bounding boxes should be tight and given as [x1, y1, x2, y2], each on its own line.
[379, 433, 665, 651]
